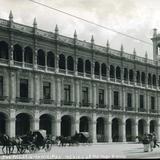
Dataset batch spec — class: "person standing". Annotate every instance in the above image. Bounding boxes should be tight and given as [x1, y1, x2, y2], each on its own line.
[142, 133, 150, 152]
[148, 133, 154, 152]
[152, 132, 159, 148]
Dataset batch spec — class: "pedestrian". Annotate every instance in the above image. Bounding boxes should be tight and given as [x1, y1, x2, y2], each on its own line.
[148, 133, 154, 152]
[152, 132, 159, 148]
[142, 133, 150, 152]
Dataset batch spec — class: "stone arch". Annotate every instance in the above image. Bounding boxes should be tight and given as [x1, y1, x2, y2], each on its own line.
[47, 51, 55, 68]
[79, 116, 90, 132]
[37, 49, 45, 66]
[85, 59, 91, 74]
[101, 63, 106, 77]
[94, 61, 100, 75]
[112, 118, 122, 142]
[110, 65, 115, 78]
[116, 66, 121, 79]
[138, 119, 147, 137]
[141, 72, 146, 84]
[148, 73, 152, 85]
[0, 112, 8, 135]
[96, 117, 105, 142]
[152, 74, 156, 86]
[126, 118, 134, 141]
[59, 54, 65, 69]
[16, 113, 33, 136]
[61, 115, 73, 137]
[136, 71, 140, 83]
[124, 68, 128, 81]
[24, 46, 33, 64]
[0, 41, 9, 59]
[40, 114, 54, 135]
[13, 44, 22, 62]
[77, 58, 83, 73]
[150, 120, 157, 133]
[129, 69, 134, 82]
[67, 56, 74, 71]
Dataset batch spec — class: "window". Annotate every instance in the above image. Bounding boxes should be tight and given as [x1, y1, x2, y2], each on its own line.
[99, 89, 104, 105]
[82, 87, 89, 104]
[43, 82, 51, 99]
[20, 79, 28, 98]
[140, 95, 144, 108]
[114, 91, 119, 106]
[64, 84, 71, 102]
[151, 96, 155, 110]
[127, 93, 132, 108]
[0, 76, 3, 96]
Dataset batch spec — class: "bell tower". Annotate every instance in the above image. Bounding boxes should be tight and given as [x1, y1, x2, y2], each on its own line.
[151, 28, 160, 61]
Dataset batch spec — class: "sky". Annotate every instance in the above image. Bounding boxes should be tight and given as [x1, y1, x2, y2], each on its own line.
[0, 0, 160, 59]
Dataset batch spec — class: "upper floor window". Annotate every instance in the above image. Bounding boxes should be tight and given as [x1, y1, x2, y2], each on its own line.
[127, 93, 132, 108]
[43, 82, 51, 99]
[151, 96, 155, 110]
[64, 84, 71, 102]
[82, 87, 89, 104]
[114, 91, 119, 106]
[140, 95, 144, 108]
[0, 76, 3, 96]
[20, 79, 28, 98]
[99, 89, 104, 105]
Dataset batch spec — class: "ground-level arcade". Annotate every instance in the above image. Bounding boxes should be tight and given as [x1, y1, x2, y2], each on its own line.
[0, 108, 160, 143]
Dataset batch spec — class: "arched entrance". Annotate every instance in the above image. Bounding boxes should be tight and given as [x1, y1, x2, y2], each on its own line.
[40, 114, 53, 135]
[150, 120, 157, 133]
[112, 118, 120, 142]
[96, 117, 105, 142]
[80, 116, 89, 132]
[126, 119, 133, 141]
[16, 113, 32, 136]
[61, 115, 72, 137]
[0, 112, 7, 134]
[138, 119, 146, 137]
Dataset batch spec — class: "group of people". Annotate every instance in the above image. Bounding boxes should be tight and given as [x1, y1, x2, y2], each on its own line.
[142, 132, 159, 152]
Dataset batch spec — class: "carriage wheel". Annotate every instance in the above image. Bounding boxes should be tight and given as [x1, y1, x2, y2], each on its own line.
[44, 140, 52, 152]
[28, 144, 36, 153]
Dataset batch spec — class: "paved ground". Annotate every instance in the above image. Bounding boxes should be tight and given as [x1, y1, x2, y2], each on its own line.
[0, 143, 160, 159]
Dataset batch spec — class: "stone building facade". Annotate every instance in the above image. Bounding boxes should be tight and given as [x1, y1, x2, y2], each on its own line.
[0, 12, 160, 143]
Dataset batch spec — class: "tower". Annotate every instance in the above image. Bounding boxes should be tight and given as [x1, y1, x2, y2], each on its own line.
[151, 28, 160, 61]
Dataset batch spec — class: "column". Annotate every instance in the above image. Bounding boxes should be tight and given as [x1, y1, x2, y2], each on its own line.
[121, 67, 124, 83]
[65, 57, 67, 74]
[146, 92, 150, 113]
[29, 74, 34, 101]
[75, 112, 80, 133]
[45, 52, 47, 71]
[83, 60, 85, 77]
[4, 70, 9, 98]
[135, 90, 139, 112]
[22, 47, 24, 68]
[56, 78, 61, 107]
[54, 111, 61, 136]
[92, 62, 95, 79]
[7, 109, 16, 137]
[104, 85, 108, 108]
[75, 80, 80, 107]
[31, 110, 39, 130]
[132, 118, 138, 142]
[93, 83, 96, 108]
[122, 88, 126, 111]
[108, 85, 112, 110]
[89, 84, 92, 107]
[157, 94, 160, 114]
[106, 115, 112, 142]
[9, 44, 14, 66]
[106, 67, 110, 81]
[71, 80, 75, 104]
[56, 54, 59, 73]
[145, 119, 150, 134]
[34, 74, 39, 105]
[34, 49, 37, 69]
[99, 64, 102, 79]
[75, 58, 78, 76]
[51, 77, 55, 102]
[120, 116, 126, 142]
[90, 113, 97, 143]
[10, 72, 15, 103]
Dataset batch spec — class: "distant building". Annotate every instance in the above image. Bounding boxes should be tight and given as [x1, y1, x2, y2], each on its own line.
[0, 11, 160, 142]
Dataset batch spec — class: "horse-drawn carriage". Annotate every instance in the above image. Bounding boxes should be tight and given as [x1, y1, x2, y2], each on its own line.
[0, 129, 52, 154]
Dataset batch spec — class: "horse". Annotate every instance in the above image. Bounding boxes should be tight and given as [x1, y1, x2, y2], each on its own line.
[0, 134, 14, 154]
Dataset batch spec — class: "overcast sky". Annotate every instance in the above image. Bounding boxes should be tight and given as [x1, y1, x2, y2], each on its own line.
[0, 0, 160, 59]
